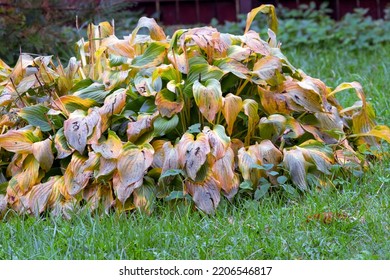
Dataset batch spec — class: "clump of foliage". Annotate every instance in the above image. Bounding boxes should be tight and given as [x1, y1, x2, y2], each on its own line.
[0, 5, 389, 217]
[212, 2, 390, 50]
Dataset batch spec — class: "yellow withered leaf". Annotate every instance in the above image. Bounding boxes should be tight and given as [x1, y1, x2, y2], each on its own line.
[28, 176, 61, 216]
[92, 130, 123, 159]
[117, 143, 154, 194]
[245, 4, 278, 34]
[212, 147, 239, 200]
[32, 138, 54, 172]
[222, 93, 243, 136]
[0, 128, 40, 153]
[155, 89, 184, 118]
[177, 132, 210, 181]
[203, 125, 230, 160]
[185, 175, 221, 215]
[282, 149, 308, 191]
[193, 79, 223, 124]
[131, 17, 166, 43]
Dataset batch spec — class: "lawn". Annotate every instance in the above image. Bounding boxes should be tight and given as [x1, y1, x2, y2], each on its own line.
[0, 45, 389, 260]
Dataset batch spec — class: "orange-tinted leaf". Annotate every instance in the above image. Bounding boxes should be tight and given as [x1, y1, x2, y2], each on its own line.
[185, 175, 221, 214]
[212, 147, 239, 200]
[15, 155, 41, 193]
[178, 132, 210, 180]
[117, 143, 154, 192]
[92, 130, 123, 159]
[133, 177, 157, 215]
[126, 113, 156, 144]
[28, 176, 60, 216]
[282, 149, 308, 191]
[258, 140, 283, 183]
[32, 138, 54, 172]
[350, 125, 390, 143]
[131, 17, 166, 43]
[240, 31, 270, 56]
[252, 55, 282, 81]
[155, 89, 184, 118]
[193, 79, 223, 123]
[99, 88, 126, 131]
[203, 125, 230, 160]
[222, 93, 243, 135]
[258, 86, 291, 115]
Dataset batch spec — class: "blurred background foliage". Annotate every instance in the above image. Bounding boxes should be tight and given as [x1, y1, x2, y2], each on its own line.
[0, 1, 389, 66]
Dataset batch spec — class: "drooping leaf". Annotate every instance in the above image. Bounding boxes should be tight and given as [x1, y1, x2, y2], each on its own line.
[131, 17, 166, 43]
[178, 132, 210, 181]
[155, 88, 184, 118]
[64, 153, 92, 196]
[282, 149, 308, 191]
[212, 147, 239, 200]
[32, 138, 54, 172]
[133, 177, 157, 215]
[242, 99, 260, 145]
[54, 128, 74, 159]
[203, 125, 230, 160]
[126, 113, 156, 144]
[18, 104, 52, 132]
[222, 93, 243, 136]
[193, 79, 223, 123]
[92, 130, 123, 159]
[132, 42, 167, 68]
[245, 4, 278, 34]
[252, 55, 282, 82]
[28, 176, 60, 216]
[99, 88, 127, 131]
[153, 115, 179, 137]
[185, 175, 221, 214]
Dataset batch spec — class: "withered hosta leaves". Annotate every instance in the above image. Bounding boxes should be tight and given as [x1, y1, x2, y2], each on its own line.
[212, 147, 239, 200]
[222, 93, 243, 136]
[258, 86, 291, 115]
[64, 108, 101, 154]
[92, 130, 122, 159]
[178, 132, 210, 181]
[99, 88, 126, 131]
[28, 176, 61, 216]
[185, 176, 221, 214]
[0, 129, 35, 153]
[203, 125, 230, 160]
[155, 89, 184, 118]
[131, 17, 166, 43]
[193, 79, 223, 123]
[126, 113, 157, 144]
[32, 138, 54, 172]
[64, 153, 92, 196]
[252, 55, 282, 81]
[283, 149, 308, 191]
[116, 143, 154, 203]
[182, 27, 229, 55]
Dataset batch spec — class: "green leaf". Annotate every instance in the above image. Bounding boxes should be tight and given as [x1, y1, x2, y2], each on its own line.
[153, 115, 179, 137]
[73, 82, 109, 103]
[132, 42, 167, 68]
[239, 180, 253, 190]
[160, 169, 185, 180]
[277, 175, 288, 185]
[19, 104, 51, 132]
[187, 123, 201, 134]
[164, 191, 186, 201]
[254, 183, 270, 200]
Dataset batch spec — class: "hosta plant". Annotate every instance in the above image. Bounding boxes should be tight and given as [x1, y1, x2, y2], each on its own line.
[0, 5, 389, 217]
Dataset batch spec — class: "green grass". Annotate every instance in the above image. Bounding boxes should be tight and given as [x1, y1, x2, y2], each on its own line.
[1, 45, 389, 260]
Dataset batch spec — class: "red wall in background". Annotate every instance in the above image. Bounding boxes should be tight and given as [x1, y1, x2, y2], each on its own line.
[132, 0, 389, 24]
